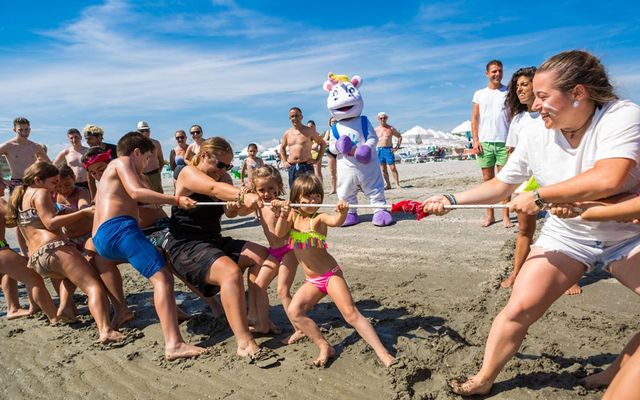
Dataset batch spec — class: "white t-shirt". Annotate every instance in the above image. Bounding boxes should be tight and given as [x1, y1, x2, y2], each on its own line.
[472, 86, 510, 142]
[498, 100, 640, 241]
[506, 111, 542, 148]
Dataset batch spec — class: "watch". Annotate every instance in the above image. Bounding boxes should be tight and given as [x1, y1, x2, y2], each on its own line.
[532, 190, 547, 209]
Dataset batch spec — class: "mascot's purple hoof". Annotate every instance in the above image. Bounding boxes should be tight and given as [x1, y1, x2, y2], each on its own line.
[342, 212, 359, 227]
[354, 145, 371, 164]
[372, 210, 393, 227]
[336, 135, 353, 155]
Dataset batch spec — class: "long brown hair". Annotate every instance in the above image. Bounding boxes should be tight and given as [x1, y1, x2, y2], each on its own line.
[289, 174, 323, 204]
[504, 67, 537, 118]
[537, 50, 617, 107]
[6, 162, 59, 227]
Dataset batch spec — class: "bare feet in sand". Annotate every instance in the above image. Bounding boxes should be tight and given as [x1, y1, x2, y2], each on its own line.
[380, 354, 395, 368]
[249, 320, 283, 336]
[500, 272, 517, 288]
[581, 369, 615, 389]
[56, 310, 79, 324]
[165, 343, 207, 361]
[111, 309, 134, 329]
[98, 330, 125, 344]
[313, 345, 336, 368]
[7, 307, 33, 320]
[480, 218, 495, 228]
[450, 376, 492, 396]
[237, 345, 279, 368]
[565, 283, 582, 295]
[281, 330, 306, 345]
[502, 218, 514, 228]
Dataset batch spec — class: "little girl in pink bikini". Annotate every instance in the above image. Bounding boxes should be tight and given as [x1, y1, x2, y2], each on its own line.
[249, 165, 302, 342]
[271, 174, 395, 368]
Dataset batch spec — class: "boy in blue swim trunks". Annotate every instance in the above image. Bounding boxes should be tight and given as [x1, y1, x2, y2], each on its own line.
[91, 131, 206, 361]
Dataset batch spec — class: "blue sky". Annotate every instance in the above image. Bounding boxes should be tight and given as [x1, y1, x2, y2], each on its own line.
[1, 0, 639, 158]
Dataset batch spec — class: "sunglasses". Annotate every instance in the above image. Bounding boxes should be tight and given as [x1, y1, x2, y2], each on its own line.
[175, 136, 186, 140]
[190, 130, 202, 135]
[215, 160, 233, 171]
[379, 117, 387, 120]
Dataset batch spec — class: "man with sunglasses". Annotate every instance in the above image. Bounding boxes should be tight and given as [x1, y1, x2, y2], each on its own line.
[185, 125, 205, 163]
[375, 112, 402, 190]
[279, 107, 326, 188]
[83, 124, 117, 199]
[137, 121, 165, 194]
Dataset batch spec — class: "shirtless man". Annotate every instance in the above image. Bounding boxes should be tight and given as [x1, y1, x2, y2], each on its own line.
[279, 107, 326, 188]
[91, 131, 205, 360]
[53, 128, 89, 189]
[375, 112, 402, 189]
[184, 124, 205, 163]
[83, 124, 118, 199]
[137, 121, 165, 193]
[0, 117, 51, 258]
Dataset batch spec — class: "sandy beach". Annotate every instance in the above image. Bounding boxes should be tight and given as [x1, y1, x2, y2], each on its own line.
[1, 160, 638, 399]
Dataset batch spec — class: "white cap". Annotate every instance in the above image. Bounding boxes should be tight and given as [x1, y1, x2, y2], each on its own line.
[137, 121, 150, 130]
[377, 112, 388, 118]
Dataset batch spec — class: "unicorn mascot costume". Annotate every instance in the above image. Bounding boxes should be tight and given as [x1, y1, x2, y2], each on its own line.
[323, 72, 393, 227]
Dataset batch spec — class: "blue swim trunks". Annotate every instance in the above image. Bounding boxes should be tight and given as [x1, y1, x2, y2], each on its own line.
[377, 146, 395, 165]
[287, 162, 315, 188]
[93, 215, 165, 279]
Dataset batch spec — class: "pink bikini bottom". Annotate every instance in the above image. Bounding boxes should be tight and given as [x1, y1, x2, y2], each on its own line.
[305, 265, 342, 294]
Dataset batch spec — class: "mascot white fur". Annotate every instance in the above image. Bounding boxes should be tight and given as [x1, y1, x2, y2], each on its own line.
[323, 72, 393, 227]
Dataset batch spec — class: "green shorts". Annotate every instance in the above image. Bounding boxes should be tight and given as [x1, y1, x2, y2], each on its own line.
[477, 142, 508, 168]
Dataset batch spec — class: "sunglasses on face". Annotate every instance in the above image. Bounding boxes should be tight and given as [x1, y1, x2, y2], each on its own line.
[175, 136, 186, 140]
[190, 130, 202, 135]
[215, 160, 233, 171]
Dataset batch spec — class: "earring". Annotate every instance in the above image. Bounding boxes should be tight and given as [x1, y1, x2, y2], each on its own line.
[572, 100, 580, 108]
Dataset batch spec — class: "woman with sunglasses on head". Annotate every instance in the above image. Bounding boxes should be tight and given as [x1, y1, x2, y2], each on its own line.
[422, 50, 640, 396]
[162, 137, 280, 366]
[169, 129, 189, 180]
[184, 124, 205, 163]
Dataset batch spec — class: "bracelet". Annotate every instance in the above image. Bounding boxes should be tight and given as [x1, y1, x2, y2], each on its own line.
[175, 195, 181, 206]
[443, 193, 457, 205]
[236, 190, 245, 206]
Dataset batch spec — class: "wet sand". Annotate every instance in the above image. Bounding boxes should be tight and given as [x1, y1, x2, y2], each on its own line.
[1, 160, 638, 399]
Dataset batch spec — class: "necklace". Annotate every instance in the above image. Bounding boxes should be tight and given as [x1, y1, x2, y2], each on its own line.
[561, 107, 596, 139]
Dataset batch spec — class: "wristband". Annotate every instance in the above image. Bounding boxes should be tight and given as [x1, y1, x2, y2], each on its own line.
[175, 195, 181, 206]
[443, 193, 457, 205]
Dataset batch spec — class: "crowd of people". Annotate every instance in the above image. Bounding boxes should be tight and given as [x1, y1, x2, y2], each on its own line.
[0, 49, 639, 397]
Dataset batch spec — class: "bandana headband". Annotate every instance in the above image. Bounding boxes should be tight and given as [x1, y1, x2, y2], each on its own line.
[83, 149, 112, 169]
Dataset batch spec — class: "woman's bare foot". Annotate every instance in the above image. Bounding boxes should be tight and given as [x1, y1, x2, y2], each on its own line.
[480, 218, 495, 228]
[450, 376, 493, 396]
[500, 273, 517, 288]
[565, 283, 582, 295]
[281, 330, 306, 345]
[111, 309, 135, 329]
[581, 369, 615, 389]
[56, 310, 79, 324]
[98, 330, 125, 344]
[165, 342, 207, 361]
[313, 345, 336, 368]
[7, 308, 32, 320]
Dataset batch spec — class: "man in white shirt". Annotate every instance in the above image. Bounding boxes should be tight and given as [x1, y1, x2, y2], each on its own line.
[471, 60, 512, 227]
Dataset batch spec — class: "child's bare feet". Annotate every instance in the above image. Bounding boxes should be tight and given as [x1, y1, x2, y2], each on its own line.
[165, 342, 207, 361]
[249, 320, 283, 335]
[56, 310, 79, 324]
[313, 345, 336, 368]
[502, 218, 514, 228]
[565, 283, 582, 295]
[500, 272, 517, 288]
[581, 369, 615, 389]
[480, 217, 495, 228]
[111, 308, 134, 329]
[450, 376, 492, 396]
[98, 330, 125, 344]
[281, 330, 306, 345]
[7, 308, 32, 320]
